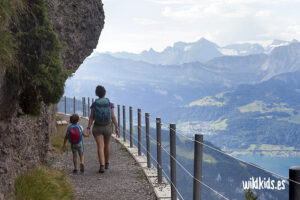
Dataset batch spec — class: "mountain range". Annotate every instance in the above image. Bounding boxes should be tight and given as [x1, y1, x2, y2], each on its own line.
[61, 39, 300, 199]
[64, 39, 300, 155]
[108, 38, 299, 65]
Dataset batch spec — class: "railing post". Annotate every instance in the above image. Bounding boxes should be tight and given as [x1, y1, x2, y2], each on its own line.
[73, 96, 76, 114]
[88, 97, 90, 117]
[84, 97, 86, 117]
[82, 97, 85, 117]
[193, 134, 203, 200]
[156, 118, 162, 184]
[123, 105, 126, 142]
[170, 123, 177, 200]
[290, 166, 300, 200]
[64, 96, 67, 114]
[138, 108, 141, 156]
[117, 105, 120, 138]
[145, 113, 151, 168]
[129, 106, 133, 148]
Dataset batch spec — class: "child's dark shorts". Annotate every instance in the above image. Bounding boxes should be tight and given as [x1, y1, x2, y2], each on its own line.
[71, 142, 84, 157]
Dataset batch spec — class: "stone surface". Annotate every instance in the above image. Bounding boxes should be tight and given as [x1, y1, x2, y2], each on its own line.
[0, 0, 104, 198]
[46, 0, 105, 71]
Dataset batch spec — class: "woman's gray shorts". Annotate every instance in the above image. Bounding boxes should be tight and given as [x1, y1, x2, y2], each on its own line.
[92, 122, 113, 138]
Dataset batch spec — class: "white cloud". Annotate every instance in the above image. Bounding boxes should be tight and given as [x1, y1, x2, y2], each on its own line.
[133, 18, 163, 25]
[162, 6, 202, 19]
[95, 0, 300, 53]
[148, 0, 196, 5]
[155, 89, 168, 96]
[174, 94, 183, 101]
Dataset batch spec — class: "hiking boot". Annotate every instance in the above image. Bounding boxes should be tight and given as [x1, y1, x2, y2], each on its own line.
[80, 163, 84, 173]
[73, 169, 78, 173]
[99, 165, 105, 173]
[105, 163, 109, 169]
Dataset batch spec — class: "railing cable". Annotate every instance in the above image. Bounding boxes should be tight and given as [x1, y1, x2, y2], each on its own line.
[128, 132, 185, 200]
[160, 123, 300, 185]
[129, 127, 230, 200]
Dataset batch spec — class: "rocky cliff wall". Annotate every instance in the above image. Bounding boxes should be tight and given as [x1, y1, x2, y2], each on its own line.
[0, 0, 104, 199]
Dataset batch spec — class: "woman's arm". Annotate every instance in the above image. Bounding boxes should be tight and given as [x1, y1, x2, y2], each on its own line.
[87, 108, 94, 136]
[111, 108, 119, 136]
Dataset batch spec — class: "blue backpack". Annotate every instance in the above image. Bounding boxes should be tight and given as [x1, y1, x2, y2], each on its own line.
[67, 125, 83, 144]
[93, 98, 111, 122]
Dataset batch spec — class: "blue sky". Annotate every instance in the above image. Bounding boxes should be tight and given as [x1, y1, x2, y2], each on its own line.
[95, 0, 300, 53]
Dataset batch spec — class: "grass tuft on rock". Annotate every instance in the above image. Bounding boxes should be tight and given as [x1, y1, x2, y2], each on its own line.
[14, 165, 75, 200]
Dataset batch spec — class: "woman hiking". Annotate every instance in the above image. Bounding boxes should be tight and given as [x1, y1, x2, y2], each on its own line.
[87, 85, 119, 173]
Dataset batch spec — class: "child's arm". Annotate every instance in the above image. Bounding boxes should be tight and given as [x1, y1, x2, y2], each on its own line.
[62, 134, 68, 151]
[81, 125, 88, 137]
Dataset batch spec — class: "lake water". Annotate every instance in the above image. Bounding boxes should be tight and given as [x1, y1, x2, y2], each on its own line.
[236, 155, 300, 178]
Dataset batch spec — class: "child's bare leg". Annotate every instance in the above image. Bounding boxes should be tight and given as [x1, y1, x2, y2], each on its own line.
[80, 156, 84, 164]
[73, 154, 78, 169]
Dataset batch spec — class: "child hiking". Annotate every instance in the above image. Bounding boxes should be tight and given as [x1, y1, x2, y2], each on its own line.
[63, 114, 88, 173]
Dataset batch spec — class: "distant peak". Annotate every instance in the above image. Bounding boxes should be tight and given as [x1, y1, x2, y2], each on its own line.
[271, 39, 288, 45]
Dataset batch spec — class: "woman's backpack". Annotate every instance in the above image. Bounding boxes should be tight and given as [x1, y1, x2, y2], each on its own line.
[67, 125, 83, 144]
[93, 98, 112, 122]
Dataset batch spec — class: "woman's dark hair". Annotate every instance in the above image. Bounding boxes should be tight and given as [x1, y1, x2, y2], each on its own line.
[95, 85, 106, 98]
[70, 114, 79, 124]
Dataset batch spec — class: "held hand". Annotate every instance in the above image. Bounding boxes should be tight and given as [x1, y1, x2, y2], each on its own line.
[115, 128, 119, 137]
[85, 130, 90, 137]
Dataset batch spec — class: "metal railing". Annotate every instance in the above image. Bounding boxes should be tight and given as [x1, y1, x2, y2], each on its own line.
[58, 96, 300, 200]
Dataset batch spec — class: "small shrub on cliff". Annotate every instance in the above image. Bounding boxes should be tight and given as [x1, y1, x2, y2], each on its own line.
[3, 0, 70, 116]
[0, 0, 20, 68]
[14, 165, 75, 200]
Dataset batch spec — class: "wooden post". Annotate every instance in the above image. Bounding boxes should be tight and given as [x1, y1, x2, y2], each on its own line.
[138, 108, 141, 156]
[290, 166, 300, 200]
[64, 96, 67, 114]
[193, 134, 203, 200]
[118, 105, 120, 138]
[82, 97, 85, 117]
[156, 118, 162, 183]
[123, 105, 126, 142]
[170, 123, 177, 200]
[145, 113, 150, 168]
[129, 106, 133, 148]
[73, 96, 76, 114]
[88, 97, 90, 117]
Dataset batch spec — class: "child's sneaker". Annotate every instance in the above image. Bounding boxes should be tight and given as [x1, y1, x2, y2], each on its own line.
[73, 169, 78, 173]
[80, 163, 84, 173]
[105, 163, 109, 169]
[99, 165, 105, 173]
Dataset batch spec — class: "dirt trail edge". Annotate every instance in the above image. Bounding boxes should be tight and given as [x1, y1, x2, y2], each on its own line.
[53, 115, 156, 200]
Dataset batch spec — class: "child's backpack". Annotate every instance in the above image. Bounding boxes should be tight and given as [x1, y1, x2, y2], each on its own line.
[93, 98, 111, 122]
[67, 125, 83, 144]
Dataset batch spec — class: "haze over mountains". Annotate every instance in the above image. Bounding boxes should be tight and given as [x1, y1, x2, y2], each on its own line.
[65, 38, 300, 153]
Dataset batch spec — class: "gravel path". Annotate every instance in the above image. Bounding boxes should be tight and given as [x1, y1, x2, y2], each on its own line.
[54, 115, 156, 200]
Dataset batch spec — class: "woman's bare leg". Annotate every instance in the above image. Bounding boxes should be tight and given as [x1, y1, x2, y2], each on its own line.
[94, 135, 105, 165]
[104, 136, 111, 163]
